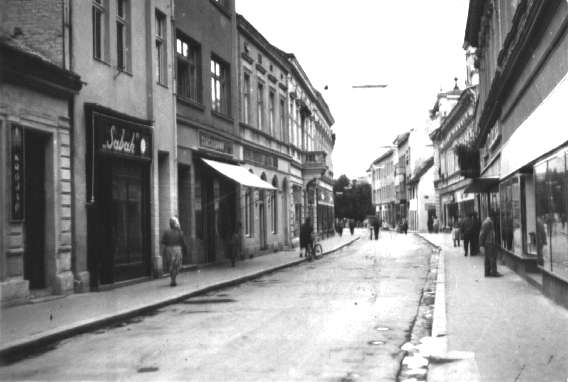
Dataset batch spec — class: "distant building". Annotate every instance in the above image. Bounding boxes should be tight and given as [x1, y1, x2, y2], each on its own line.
[407, 157, 435, 232]
[429, 86, 478, 230]
[369, 150, 396, 227]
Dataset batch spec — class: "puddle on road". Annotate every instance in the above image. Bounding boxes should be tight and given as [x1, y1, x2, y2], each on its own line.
[178, 310, 211, 315]
[137, 366, 159, 373]
[374, 326, 391, 332]
[367, 340, 386, 346]
[182, 298, 236, 304]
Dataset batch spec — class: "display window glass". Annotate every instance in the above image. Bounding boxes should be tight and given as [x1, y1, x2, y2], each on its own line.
[535, 150, 568, 279]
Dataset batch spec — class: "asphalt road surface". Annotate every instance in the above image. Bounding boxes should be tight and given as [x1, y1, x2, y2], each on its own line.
[0, 232, 432, 381]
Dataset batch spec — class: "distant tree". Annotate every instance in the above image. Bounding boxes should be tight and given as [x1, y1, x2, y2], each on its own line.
[333, 175, 373, 221]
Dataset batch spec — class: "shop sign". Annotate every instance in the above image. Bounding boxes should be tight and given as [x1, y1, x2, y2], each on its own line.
[95, 114, 152, 160]
[200, 132, 233, 155]
[11, 124, 24, 221]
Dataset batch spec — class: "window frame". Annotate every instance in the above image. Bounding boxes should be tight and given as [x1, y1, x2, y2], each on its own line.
[242, 71, 251, 124]
[210, 55, 230, 115]
[256, 80, 265, 130]
[116, 0, 130, 72]
[176, 33, 201, 102]
[155, 9, 167, 86]
[92, 0, 108, 62]
[268, 88, 276, 136]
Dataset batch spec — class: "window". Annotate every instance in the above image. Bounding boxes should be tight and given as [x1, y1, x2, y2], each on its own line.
[92, 0, 106, 60]
[535, 150, 568, 278]
[268, 89, 275, 135]
[256, 81, 264, 130]
[279, 98, 285, 140]
[116, 0, 129, 71]
[242, 72, 251, 123]
[176, 34, 201, 101]
[155, 10, 167, 85]
[245, 187, 253, 236]
[211, 57, 229, 115]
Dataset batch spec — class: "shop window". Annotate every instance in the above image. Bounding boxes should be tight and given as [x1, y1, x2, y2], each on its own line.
[535, 151, 568, 278]
[176, 34, 201, 102]
[271, 178, 278, 234]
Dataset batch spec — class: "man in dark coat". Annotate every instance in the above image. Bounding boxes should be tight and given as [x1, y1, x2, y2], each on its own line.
[479, 215, 501, 277]
[299, 217, 314, 258]
[348, 219, 355, 235]
[461, 213, 474, 256]
[372, 217, 381, 240]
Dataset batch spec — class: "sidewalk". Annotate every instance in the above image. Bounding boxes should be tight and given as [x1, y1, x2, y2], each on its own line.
[419, 233, 568, 382]
[0, 233, 361, 361]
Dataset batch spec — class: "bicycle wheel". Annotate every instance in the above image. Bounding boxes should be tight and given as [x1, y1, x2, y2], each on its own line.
[313, 244, 323, 259]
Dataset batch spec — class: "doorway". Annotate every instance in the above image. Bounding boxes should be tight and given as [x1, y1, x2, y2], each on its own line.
[24, 130, 48, 289]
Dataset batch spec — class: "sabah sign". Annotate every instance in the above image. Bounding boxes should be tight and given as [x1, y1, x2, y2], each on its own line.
[93, 113, 152, 160]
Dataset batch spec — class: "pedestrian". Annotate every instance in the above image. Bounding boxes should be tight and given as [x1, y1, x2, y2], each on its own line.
[452, 217, 461, 247]
[479, 215, 502, 277]
[349, 219, 355, 236]
[300, 217, 314, 258]
[229, 222, 242, 267]
[462, 213, 474, 256]
[401, 218, 408, 234]
[433, 216, 439, 233]
[372, 217, 381, 240]
[471, 213, 481, 255]
[161, 216, 187, 287]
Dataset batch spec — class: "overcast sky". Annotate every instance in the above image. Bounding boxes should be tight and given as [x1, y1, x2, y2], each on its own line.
[236, 0, 470, 179]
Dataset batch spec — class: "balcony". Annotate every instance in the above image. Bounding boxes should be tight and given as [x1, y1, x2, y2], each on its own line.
[303, 151, 327, 172]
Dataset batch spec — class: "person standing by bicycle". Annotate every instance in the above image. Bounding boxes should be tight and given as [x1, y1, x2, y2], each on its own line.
[299, 217, 314, 258]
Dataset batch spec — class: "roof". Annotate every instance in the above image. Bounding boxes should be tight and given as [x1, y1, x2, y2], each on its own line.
[430, 86, 478, 142]
[408, 157, 434, 184]
[0, 34, 82, 95]
[393, 132, 410, 147]
[371, 149, 394, 166]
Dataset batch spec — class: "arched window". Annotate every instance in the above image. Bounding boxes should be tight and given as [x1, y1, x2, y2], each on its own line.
[272, 176, 278, 233]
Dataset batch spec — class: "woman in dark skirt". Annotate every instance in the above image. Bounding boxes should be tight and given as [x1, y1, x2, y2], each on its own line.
[161, 217, 187, 286]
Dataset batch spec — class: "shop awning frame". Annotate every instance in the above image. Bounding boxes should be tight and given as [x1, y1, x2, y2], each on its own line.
[202, 158, 276, 190]
[464, 176, 500, 194]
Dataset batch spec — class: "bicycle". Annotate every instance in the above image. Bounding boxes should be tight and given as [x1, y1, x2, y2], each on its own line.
[306, 234, 323, 261]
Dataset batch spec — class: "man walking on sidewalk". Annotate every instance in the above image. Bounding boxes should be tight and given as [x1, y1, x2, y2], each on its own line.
[479, 215, 501, 277]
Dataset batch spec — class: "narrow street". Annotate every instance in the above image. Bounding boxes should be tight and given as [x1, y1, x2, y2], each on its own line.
[0, 233, 432, 381]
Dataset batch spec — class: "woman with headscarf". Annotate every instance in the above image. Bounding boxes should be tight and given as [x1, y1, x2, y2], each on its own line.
[161, 217, 187, 287]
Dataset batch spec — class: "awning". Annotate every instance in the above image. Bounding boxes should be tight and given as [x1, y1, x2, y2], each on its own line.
[202, 159, 276, 190]
[464, 177, 500, 194]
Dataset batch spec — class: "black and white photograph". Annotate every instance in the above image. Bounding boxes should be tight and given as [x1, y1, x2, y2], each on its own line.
[1, 0, 568, 380]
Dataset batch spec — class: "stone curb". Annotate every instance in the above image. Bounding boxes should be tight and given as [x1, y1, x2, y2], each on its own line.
[0, 236, 360, 362]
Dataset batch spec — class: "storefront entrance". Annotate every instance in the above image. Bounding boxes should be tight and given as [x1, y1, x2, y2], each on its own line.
[24, 130, 48, 289]
[86, 105, 153, 288]
[97, 159, 150, 283]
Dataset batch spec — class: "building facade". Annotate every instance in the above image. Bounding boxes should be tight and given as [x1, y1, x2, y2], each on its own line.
[236, 15, 291, 254]
[0, 0, 336, 304]
[430, 86, 478, 230]
[0, 26, 82, 304]
[369, 150, 396, 228]
[464, 0, 568, 308]
[407, 157, 435, 232]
